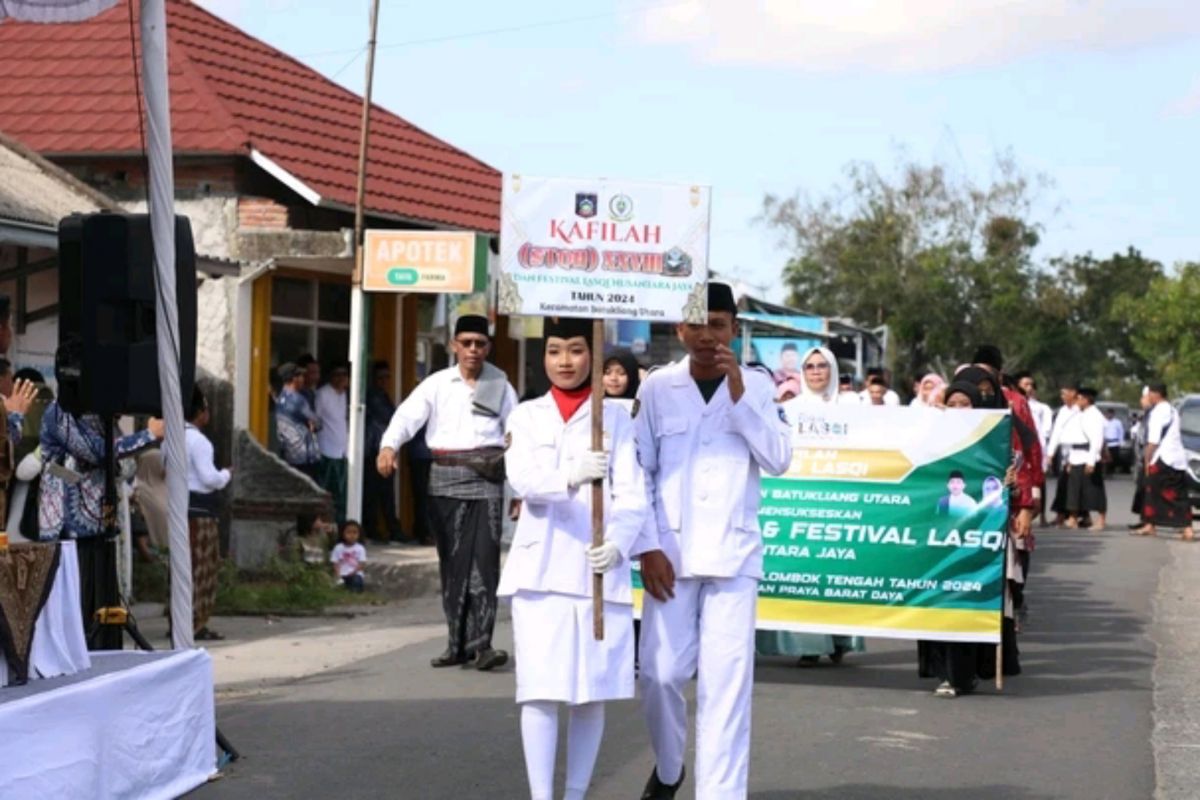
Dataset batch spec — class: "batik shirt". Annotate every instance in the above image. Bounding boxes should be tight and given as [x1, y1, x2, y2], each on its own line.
[38, 402, 157, 540]
[276, 387, 320, 467]
[6, 411, 22, 450]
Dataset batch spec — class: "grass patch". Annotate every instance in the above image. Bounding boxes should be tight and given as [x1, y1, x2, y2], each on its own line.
[132, 554, 383, 616]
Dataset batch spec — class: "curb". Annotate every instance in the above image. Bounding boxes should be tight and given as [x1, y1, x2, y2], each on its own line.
[1151, 538, 1200, 799]
[363, 549, 441, 599]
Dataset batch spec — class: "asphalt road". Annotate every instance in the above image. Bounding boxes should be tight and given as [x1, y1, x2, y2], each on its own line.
[197, 477, 1174, 800]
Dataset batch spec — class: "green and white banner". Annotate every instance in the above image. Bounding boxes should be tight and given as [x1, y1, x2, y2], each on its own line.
[757, 405, 1012, 643]
[633, 405, 1012, 643]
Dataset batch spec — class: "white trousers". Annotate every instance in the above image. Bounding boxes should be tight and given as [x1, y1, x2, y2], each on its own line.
[639, 575, 758, 800]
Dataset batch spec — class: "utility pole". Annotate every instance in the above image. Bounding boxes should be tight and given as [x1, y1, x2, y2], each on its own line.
[346, 0, 382, 525]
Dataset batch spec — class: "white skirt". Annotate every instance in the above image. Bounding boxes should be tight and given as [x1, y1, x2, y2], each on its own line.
[510, 590, 635, 705]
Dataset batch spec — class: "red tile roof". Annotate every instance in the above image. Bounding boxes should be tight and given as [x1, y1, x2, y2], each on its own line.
[0, 0, 500, 232]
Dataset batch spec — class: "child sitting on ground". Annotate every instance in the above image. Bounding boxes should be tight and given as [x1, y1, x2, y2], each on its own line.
[330, 520, 367, 592]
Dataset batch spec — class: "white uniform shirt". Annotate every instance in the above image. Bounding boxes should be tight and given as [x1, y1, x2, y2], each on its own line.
[1147, 401, 1188, 470]
[634, 358, 793, 580]
[499, 396, 647, 604]
[185, 424, 230, 494]
[1028, 398, 1053, 451]
[1047, 405, 1084, 464]
[1077, 405, 1106, 467]
[380, 365, 517, 452]
[858, 388, 901, 406]
[315, 384, 348, 459]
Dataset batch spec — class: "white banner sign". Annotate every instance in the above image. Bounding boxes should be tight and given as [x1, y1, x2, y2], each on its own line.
[498, 174, 711, 323]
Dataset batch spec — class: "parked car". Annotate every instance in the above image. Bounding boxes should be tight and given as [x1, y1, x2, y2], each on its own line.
[1096, 401, 1134, 473]
[1174, 394, 1200, 509]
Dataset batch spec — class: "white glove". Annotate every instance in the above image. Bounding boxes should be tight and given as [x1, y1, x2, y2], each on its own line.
[587, 541, 621, 574]
[568, 451, 608, 488]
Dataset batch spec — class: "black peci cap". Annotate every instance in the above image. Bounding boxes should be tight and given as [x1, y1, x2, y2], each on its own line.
[707, 281, 737, 314]
[454, 314, 490, 338]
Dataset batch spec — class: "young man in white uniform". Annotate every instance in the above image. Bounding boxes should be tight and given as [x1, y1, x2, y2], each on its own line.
[499, 316, 649, 800]
[635, 283, 793, 800]
[1046, 384, 1081, 525]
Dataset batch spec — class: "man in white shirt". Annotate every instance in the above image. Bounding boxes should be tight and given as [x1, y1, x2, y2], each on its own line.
[1133, 383, 1194, 540]
[1016, 372, 1053, 524]
[858, 367, 900, 405]
[1016, 373, 1053, 452]
[315, 362, 350, 525]
[377, 315, 517, 671]
[186, 387, 232, 641]
[1055, 387, 1107, 530]
[635, 283, 792, 799]
[1102, 408, 1125, 475]
[1046, 384, 1081, 525]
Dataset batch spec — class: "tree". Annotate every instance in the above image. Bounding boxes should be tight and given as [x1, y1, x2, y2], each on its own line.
[1115, 263, 1200, 394]
[1047, 248, 1164, 397]
[761, 154, 1047, 383]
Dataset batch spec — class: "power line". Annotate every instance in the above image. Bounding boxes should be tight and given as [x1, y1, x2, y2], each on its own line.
[297, 0, 701, 60]
[329, 45, 368, 81]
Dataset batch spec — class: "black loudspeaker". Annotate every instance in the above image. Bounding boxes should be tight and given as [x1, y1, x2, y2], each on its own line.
[57, 213, 197, 417]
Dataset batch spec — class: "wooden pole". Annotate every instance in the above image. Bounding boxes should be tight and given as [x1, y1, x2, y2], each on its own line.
[996, 642, 1004, 691]
[592, 319, 605, 640]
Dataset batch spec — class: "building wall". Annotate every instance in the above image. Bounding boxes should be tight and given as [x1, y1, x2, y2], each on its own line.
[123, 196, 239, 261]
[197, 275, 237, 382]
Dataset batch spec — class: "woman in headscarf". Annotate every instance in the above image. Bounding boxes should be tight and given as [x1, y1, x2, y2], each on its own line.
[601, 349, 641, 411]
[910, 373, 947, 407]
[917, 374, 1022, 695]
[762, 346, 867, 666]
[918, 380, 991, 696]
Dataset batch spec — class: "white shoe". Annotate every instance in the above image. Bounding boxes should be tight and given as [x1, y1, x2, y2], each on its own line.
[935, 681, 958, 698]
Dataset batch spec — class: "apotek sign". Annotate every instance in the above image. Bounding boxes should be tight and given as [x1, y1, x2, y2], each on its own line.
[362, 230, 484, 294]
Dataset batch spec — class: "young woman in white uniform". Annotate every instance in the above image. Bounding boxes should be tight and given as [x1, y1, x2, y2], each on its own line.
[499, 316, 649, 800]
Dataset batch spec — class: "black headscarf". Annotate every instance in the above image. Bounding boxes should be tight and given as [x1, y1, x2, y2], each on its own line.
[954, 366, 1007, 410]
[603, 349, 641, 400]
[943, 380, 983, 409]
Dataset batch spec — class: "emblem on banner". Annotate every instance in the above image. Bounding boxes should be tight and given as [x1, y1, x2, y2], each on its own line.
[575, 193, 598, 218]
[663, 247, 693, 277]
[608, 194, 634, 222]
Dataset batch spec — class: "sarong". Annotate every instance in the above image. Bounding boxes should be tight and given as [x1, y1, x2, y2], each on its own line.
[1064, 464, 1107, 514]
[189, 517, 220, 633]
[0, 542, 60, 684]
[429, 463, 503, 658]
[1143, 462, 1193, 529]
[318, 456, 348, 526]
[1051, 465, 1070, 515]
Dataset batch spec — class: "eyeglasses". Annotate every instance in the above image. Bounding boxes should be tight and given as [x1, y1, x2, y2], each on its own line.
[803, 362, 830, 371]
[456, 338, 488, 351]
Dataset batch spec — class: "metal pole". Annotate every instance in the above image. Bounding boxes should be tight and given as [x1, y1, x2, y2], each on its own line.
[346, 0, 382, 525]
[141, 0, 192, 650]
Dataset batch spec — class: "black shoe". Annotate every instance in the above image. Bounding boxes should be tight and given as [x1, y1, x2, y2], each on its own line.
[472, 648, 509, 672]
[431, 649, 467, 668]
[641, 765, 685, 799]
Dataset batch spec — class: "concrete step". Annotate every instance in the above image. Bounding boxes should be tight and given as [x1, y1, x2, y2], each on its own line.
[361, 543, 441, 599]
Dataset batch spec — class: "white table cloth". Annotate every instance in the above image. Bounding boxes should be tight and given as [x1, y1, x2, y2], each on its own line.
[0, 649, 217, 799]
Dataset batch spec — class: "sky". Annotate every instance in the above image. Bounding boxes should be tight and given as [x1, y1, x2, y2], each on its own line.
[197, 0, 1200, 301]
